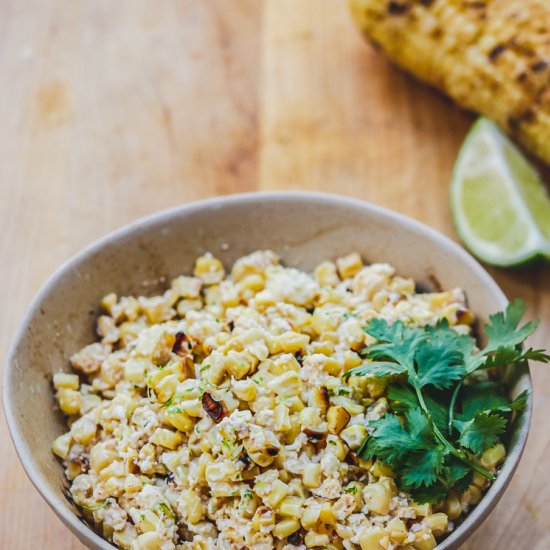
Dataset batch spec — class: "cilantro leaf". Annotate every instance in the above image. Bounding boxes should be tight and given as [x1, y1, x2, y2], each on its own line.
[484, 300, 539, 352]
[409, 482, 449, 504]
[454, 413, 507, 454]
[402, 447, 446, 488]
[345, 361, 407, 379]
[460, 381, 509, 420]
[415, 340, 465, 389]
[387, 384, 448, 434]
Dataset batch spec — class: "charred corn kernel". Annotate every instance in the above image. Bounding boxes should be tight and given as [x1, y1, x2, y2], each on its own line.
[52, 433, 72, 460]
[53, 373, 80, 391]
[265, 480, 289, 508]
[480, 443, 506, 470]
[70, 416, 97, 444]
[303, 463, 322, 488]
[363, 480, 391, 515]
[279, 496, 304, 519]
[327, 406, 351, 434]
[461, 484, 482, 507]
[150, 428, 183, 450]
[272, 518, 300, 539]
[268, 371, 303, 397]
[445, 492, 462, 521]
[340, 424, 367, 450]
[167, 411, 194, 432]
[370, 460, 395, 479]
[301, 503, 322, 530]
[359, 527, 387, 550]
[337, 253, 363, 278]
[312, 307, 341, 334]
[90, 444, 118, 473]
[425, 513, 449, 536]
[194, 253, 225, 285]
[387, 518, 407, 544]
[251, 506, 275, 532]
[58, 388, 81, 415]
[274, 404, 291, 432]
[331, 395, 365, 415]
[314, 261, 340, 287]
[411, 502, 432, 517]
[305, 532, 330, 548]
[300, 407, 322, 429]
[154, 373, 179, 403]
[100, 292, 117, 314]
[135, 531, 163, 550]
[308, 387, 329, 413]
[412, 529, 437, 550]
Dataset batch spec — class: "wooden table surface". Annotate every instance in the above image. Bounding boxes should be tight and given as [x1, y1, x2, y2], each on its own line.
[1, 1, 549, 548]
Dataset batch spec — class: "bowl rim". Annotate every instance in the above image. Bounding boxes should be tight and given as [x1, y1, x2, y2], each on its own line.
[3, 191, 532, 549]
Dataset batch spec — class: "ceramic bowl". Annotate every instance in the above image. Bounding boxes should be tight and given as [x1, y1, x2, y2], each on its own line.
[3, 192, 531, 549]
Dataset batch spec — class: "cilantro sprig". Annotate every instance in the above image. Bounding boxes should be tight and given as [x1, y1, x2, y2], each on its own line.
[346, 300, 548, 503]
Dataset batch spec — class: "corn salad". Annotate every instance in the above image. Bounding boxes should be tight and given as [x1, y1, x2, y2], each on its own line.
[52, 251, 501, 550]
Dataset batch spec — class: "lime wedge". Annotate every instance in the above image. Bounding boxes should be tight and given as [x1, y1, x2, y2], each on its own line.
[451, 118, 550, 266]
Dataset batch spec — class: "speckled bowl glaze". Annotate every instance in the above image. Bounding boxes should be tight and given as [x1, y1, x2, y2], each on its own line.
[4, 192, 531, 550]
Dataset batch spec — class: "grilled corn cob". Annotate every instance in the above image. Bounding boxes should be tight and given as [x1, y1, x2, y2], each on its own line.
[350, 0, 550, 164]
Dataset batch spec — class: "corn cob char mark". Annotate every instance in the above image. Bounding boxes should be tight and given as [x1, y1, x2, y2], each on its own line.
[350, 0, 550, 164]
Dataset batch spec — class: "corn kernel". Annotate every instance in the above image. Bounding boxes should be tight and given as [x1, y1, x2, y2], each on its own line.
[135, 531, 163, 550]
[480, 443, 506, 470]
[314, 261, 340, 287]
[265, 480, 289, 508]
[58, 388, 81, 415]
[150, 428, 183, 450]
[327, 406, 351, 434]
[424, 512, 449, 536]
[444, 492, 462, 520]
[412, 528, 437, 550]
[303, 463, 322, 488]
[340, 425, 367, 450]
[53, 373, 80, 391]
[337, 253, 363, 279]
[279, 496, 304, 519]
[268, 371, 303, 397]
[274, 404, 291, 432]
[363, 480, 391, 515]
[305, 532, 330, 548]
[70, 416, 97, 444]
[273, 518, 300, 539]
[387, 518, 407, 544]
[359, 527, 387, 550]
[194, 253, 225, 285]
[52, 433, 72, 460]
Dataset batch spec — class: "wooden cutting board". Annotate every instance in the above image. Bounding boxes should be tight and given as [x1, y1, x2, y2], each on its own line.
[1, 1, 549, 548]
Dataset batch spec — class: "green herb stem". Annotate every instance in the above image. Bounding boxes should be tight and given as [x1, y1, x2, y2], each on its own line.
[448, 381, 463, 435]
[414, 385, 495, 482]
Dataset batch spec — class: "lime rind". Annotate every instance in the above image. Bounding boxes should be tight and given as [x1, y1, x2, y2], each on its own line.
[451, 118, 550, 267]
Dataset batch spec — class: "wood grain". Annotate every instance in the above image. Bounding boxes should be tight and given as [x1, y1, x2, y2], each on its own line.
[1, 1, 549, 548]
